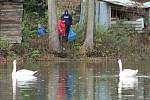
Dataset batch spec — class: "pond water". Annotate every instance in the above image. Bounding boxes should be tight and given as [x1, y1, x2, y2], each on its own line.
[0, 58, 150, 100]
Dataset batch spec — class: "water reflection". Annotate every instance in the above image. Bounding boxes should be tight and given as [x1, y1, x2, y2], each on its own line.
[0, 58, 150, 100]
[118, 77, 138, 91]
[48, 64, 59, 100]
[57, 68, 67, 100]
[66, 71, 75, 100]
[12, 75, 39, 100]
[86, 68, 94, 100]
[12, 75, 16, 100]
[118, 76, 138, 99]
[48, 64, 76, 100]
[95, 76, 111, 100]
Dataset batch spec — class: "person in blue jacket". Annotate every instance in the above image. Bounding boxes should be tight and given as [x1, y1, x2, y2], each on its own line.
[37, 24, 47, 37]
[61, 10, 72, 38]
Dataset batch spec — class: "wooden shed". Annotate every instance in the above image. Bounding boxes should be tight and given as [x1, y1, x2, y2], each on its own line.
[0, 0, 24, 43]
[96, 0, 149, 33]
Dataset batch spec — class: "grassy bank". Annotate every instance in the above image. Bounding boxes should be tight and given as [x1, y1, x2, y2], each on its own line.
[0, 0, 149, 61]
[0, 22, 149, 62]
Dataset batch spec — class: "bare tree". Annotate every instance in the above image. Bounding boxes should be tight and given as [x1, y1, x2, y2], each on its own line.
[48, 0, 60, 52]
[79, 0, 88, 31]
[80, 0, 95, 55]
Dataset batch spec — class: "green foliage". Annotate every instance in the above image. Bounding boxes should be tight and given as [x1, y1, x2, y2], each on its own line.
[24, 0, 47, 16]
[30, 50, 41, 59]
[22, 19, 37, 39]
[0, 39, 12, 57]
[23, 0, 48, 40]
[22, 14, 48, 39]
[0, 39, 9, 52]
[21, 0, 48, 60]
[72, 24, 85, 51]
[10, 41, 43, 60]
[95, 22, 137, 56]
[74, 24, 85, 44]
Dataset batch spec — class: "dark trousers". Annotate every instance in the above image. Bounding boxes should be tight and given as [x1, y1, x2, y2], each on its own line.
[66, 25, 71, 37]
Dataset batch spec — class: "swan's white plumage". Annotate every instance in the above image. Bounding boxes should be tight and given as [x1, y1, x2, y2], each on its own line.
[12, 60, 37, 80]
[119, 69, 138, 77]
[15, 69, 37, 76]
[118, 59, 138, 77]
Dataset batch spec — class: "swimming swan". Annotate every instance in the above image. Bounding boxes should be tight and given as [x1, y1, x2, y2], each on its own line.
[118, 59, 138, 77]
[12, 60, 38, 79]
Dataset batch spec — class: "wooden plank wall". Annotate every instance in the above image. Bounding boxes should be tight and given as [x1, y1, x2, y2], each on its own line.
[0, 2, 23, 43]
[111, 21, 144, 33]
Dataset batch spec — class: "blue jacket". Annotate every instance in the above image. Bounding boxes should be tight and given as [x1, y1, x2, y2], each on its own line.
[37, 26, 46, 37]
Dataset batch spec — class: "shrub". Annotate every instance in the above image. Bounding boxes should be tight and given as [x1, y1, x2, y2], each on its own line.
[0, 39, 11, 57]
[94, 22, 138, 57]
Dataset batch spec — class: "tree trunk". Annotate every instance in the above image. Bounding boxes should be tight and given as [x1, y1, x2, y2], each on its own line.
[81, 0, 95, 54]
[79, 0, 88, 31]
[48, 0, 60, 52]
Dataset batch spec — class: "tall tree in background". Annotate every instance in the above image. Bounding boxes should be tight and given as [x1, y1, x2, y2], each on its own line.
[81, 0, 95, 54]
[48, 0, 60, 52]
[79, 0, 88, 31]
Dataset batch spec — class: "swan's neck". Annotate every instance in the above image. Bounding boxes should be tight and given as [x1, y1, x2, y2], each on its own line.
[118, 60, 123, 73]
[13, 61, 16, 74]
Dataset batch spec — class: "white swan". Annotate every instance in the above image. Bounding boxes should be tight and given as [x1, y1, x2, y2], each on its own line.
[12, 60, 38, 99]
[118, 59, 138, 77]
[12, 60, 38, 80]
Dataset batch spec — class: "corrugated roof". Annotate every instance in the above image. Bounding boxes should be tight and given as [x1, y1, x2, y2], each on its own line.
[143, 2, 150, 8]
[103, 0, 144, 8]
